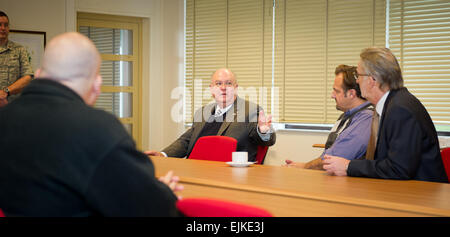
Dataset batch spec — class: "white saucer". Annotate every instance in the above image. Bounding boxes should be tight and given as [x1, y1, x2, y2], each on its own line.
[226, 161, 255, 167]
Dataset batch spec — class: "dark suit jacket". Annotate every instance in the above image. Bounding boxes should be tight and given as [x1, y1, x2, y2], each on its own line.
[0, 79, 179, 216]
[348, 88, 448, 183]
[162, 97, 276, 162]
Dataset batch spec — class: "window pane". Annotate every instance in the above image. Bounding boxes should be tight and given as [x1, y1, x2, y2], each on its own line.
[79, 26, 133, 55]
[95, 92, 133, 118]
[100, 61, 133, 86]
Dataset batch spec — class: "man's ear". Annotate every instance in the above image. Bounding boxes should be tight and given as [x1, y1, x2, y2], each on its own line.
[93, 75, 102, 97]
[366, 76, 375, 88]
[86, 75, 102, 106]
[347, 89, 356, 98]
[209, 84, 216, 98]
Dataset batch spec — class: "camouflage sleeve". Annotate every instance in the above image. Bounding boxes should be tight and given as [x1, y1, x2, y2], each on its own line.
[18, 46, 34, 78]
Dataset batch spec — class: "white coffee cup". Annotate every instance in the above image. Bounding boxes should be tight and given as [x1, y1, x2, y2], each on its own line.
[232, 151, 248, 164]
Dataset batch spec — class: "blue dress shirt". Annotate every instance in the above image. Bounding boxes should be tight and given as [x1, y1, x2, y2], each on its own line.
[321, 101, 373, 160]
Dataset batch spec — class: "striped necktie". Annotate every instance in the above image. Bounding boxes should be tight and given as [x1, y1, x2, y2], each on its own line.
[214, 108, 224, 117]
[365, 110, 379, 160]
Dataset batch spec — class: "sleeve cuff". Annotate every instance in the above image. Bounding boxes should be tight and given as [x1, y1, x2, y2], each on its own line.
[257, 126, 274, 141]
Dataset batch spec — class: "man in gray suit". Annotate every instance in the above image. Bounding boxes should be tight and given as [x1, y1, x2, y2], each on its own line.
[145, 68, 276, 162]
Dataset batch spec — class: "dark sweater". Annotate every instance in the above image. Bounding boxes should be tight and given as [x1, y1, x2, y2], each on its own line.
[0, 79, 179, 216]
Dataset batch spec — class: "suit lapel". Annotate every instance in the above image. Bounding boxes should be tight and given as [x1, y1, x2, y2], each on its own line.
[191, 121, 206, 140]
[217, 105, 236, 135]
[217, 97, 246, 135]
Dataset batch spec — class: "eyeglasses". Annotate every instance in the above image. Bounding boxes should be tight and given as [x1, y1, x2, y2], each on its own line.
[213, 81, 235, 87]
[354, 72, 370, 80]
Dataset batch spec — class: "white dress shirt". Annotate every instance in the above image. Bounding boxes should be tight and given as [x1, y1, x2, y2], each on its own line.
[376, 91, 390, 120]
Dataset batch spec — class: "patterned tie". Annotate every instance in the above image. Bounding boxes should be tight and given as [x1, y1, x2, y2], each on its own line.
[214, 108, 224, 117]
[365, 110, 379, 160]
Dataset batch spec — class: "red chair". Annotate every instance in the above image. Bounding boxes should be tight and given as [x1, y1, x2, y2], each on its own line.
[0, 208, 5, 217]
[176, 198, 273, 217]
[188, 136, 237, 162]
[441, 147, 450, 182]
[255, 146, 268, 164]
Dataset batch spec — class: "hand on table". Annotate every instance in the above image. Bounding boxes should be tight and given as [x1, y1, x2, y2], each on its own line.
[159, 170, 184, 200]
[322, 155, 350, 176]
[144, 150, 165, 157]
[0, 91, 8, 107]
[283, 159, 306, 169]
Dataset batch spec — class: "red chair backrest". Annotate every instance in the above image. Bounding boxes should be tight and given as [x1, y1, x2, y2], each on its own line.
[255, 146, 268, 164]
[441, 148, 450, 182]
[0, 208, 5, 217]
[188, 136, 237, 162]
[176, 198, 273, 217]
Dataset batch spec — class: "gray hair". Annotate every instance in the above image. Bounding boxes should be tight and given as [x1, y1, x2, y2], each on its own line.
[360, 47, 403, 90]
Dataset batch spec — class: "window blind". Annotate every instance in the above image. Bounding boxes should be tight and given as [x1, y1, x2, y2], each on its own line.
[186, 0, 273, 122]
[186, 0, 385, 124]
[281, 0, 385, 123]
[283, 0, 328, 123]
[228, 0, 265, 105]
[185, 0, 228, 122]
[389, 0, 450, 128]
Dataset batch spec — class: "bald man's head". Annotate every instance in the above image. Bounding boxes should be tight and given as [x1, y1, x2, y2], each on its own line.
[210, 68, 238, 108]
[37, 32, 102, 105]
[39, 32, 100, 82]
[211, 68, 237, 85]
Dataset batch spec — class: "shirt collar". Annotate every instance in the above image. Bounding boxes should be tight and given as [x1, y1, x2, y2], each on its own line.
[345, 101, 371, 116]
[0, 40, 10, 53]
[214, 103, 233, 117]
[376, 91, 390, 118]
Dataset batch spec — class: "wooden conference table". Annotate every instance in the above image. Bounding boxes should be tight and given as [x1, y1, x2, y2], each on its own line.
[150, 156, 450, 217]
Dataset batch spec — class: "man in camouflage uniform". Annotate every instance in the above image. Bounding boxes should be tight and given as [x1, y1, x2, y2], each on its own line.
[0, 11, 33, 107]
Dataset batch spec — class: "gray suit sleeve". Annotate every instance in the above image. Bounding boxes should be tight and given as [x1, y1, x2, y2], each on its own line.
[161, 127, 193, 158]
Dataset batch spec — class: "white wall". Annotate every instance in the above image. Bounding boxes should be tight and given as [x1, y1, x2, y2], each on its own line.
[161, 0, 186, 150]
[1, 0, 67, 40]
[263, 129, 328, 166]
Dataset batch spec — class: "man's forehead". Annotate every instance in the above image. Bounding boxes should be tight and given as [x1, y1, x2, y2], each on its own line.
[333, 73, 344, 89]
[212, 72, 234, 81]
[335, 72, 344, 83]
[0, 16, 8, 22]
